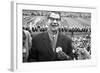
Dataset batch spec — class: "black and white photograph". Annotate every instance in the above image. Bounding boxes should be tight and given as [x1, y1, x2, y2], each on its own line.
[22, 10, 91, 62]
[11, 2, 97, 71]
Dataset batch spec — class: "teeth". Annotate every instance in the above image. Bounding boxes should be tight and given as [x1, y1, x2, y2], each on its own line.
[51, 23, 58, 26]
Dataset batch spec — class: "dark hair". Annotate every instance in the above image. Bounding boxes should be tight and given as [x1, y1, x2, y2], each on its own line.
[47, 11, 61, 20]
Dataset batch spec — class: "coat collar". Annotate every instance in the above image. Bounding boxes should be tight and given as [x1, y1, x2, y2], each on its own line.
[42, 32, 54, 56]
[42, 32, 63, 56]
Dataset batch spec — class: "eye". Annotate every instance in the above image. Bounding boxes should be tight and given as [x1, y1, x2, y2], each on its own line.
[48, 17, 60, 21]
[51, 18, 55, 21]
[56, 19, 60, 21]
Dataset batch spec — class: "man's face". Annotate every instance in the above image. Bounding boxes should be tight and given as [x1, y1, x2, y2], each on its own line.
[48, 13, 61, 32]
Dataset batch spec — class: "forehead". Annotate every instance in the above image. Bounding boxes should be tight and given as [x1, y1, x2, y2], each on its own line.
[49, 13, 60, 18]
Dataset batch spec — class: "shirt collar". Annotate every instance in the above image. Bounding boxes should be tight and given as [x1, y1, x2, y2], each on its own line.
[48, 30, 58, 41]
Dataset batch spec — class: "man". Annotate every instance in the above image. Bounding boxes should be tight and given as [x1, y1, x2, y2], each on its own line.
[23, 29, 32, 62]
[27, 12, 73, 62]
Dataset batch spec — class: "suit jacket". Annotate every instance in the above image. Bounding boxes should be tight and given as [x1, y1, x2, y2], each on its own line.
[27, 32, 73, 62]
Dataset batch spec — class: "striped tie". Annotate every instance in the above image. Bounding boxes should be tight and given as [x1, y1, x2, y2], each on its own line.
[52, 35, 56, 52]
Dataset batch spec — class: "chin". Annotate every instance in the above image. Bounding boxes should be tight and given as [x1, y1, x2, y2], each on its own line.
[52, 27, 58, 30]
[51, 29, 57, 32]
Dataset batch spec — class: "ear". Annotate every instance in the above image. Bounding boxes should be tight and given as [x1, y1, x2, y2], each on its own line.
[58, 22, 61, 27]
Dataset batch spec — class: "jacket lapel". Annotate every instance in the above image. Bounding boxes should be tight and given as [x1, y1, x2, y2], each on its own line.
[42, 32, 54, 57]
[56, 33, 62, 48]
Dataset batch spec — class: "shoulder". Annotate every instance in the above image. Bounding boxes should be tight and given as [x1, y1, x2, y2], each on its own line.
[23, 30, 29, 33]
[59, 33, 72, 42]
[23, 30, 30, 36]
[33, 32, 47, 40]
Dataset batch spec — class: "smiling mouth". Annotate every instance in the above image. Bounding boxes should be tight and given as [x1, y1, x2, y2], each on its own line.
[50, 23, 59, 27]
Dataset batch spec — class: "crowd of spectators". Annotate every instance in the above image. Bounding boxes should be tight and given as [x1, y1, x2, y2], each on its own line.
[23, 26, 91, 33]
[72, 35, 91, 60]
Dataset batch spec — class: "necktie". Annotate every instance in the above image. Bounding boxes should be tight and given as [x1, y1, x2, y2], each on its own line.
[52, 35, 56, 52]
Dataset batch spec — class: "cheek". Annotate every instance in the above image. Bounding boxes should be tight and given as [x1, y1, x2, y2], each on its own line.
[58, 22, 61, 24]
[48, 19, 52, 23]
[47, 20, 51, 26]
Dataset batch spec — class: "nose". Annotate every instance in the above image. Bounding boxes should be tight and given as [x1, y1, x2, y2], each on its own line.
[53, 19, 57, 23]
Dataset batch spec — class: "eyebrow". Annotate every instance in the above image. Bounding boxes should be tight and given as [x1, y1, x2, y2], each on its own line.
[48, 17, 61, 20]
